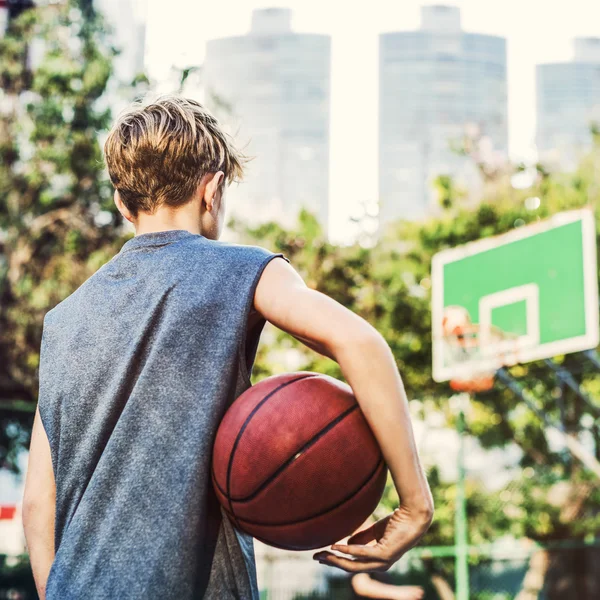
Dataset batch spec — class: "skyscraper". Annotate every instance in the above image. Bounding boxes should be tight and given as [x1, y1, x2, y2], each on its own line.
[379, 5, 508, 225]
[204, 8, 331, 231]
[95, 0, 147, 85]
[536, 37, 600, 169]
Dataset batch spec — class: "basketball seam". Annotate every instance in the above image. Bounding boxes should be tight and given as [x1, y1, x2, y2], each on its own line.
[215, 403, 359, 503]
[223, 458, 386, 529]
[225, 373, 319, 529]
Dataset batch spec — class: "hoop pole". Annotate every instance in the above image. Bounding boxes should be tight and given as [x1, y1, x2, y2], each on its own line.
[497, 368, 600, 479]
[544, 359, 600, 417]
[455, 406, 470, 600]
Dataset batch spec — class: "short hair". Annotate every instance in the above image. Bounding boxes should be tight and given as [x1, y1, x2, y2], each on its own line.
[104, 94, 247, 217]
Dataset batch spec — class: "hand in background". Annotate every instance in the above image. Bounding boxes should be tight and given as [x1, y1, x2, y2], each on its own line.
[352, 573, 425, 600]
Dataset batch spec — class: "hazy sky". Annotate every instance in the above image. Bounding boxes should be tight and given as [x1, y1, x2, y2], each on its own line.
[145, 0, 599, 240]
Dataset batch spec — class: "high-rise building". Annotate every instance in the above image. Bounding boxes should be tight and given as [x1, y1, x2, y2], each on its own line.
[379, 5, 508, 225]
[204, 8, 331, 231]
[536, 37, 600, 169]
[95, 0, 147, 84]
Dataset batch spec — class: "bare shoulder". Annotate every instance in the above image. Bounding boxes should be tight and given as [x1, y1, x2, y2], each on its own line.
[253, 256, 311, 327]
[260, 255, 303, 284]
[254, 256, 306, 306]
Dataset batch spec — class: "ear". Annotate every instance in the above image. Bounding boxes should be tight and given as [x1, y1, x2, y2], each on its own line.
[114, 189, 134, 223]
[203, 171, 225, 212]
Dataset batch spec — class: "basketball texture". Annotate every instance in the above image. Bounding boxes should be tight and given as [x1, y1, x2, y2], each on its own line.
[212, 372, 388, 550]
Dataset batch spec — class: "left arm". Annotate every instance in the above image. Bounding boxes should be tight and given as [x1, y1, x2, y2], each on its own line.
[22, 405, 56, 600]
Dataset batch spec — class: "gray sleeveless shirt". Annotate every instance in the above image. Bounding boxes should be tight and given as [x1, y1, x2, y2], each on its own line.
[37, 229, 287, 599]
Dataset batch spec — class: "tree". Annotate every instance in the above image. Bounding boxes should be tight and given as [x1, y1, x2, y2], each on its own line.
[0, 0, 128, 473]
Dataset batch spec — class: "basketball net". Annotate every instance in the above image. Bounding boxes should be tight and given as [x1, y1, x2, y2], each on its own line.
[444, 324, 495, 393]
[442, 305, 523, 393]
[446, 324, 525, 394]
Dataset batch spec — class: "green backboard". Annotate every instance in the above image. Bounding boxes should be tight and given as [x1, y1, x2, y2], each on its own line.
[432, 209, 599, 382]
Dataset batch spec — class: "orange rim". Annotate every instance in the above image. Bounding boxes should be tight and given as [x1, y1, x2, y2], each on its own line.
[450, 374, 495, 393]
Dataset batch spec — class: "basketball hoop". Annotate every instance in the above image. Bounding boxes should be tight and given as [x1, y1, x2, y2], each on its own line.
[444, 323, 506, 394]
[441, 306, 523, 394]
[449, 373, 495, 393]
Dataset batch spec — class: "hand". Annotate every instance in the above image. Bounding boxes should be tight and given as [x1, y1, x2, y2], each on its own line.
[313, 504, 433, 573]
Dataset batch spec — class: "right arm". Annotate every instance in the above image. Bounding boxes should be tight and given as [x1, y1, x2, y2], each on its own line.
[254, 257, 434, 572]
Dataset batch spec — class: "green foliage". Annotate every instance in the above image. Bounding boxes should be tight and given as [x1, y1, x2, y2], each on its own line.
[0, 554, 37, 599]
[433, 174, 466, 210]
[0, 0, 130, 472]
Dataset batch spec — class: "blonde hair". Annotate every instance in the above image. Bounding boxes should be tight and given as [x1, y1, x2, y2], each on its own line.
[104, 94, 247, 217]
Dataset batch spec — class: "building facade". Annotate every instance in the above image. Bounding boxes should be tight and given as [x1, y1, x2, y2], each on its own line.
[204, 8, 331, 231]
[379, 5, 508, 226]
[536, 37, 600, 169]
[95, 0, 147, 85]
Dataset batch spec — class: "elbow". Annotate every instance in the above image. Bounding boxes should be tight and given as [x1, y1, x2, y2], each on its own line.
[330, 322, 386, 358]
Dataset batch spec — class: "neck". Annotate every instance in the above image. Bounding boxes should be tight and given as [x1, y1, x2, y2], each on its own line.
[133, 199, 203, 237]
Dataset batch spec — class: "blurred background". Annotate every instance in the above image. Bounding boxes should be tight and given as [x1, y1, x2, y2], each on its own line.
[1, 0, 599, 598]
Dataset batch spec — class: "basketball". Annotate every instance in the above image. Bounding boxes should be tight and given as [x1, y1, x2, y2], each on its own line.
[211, 372, 388, 551]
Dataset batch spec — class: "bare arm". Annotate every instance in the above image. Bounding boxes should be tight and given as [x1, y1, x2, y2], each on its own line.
[352, 574, 424, 600]
[22, 405, 56, 600]
[254, 258, 434, 572]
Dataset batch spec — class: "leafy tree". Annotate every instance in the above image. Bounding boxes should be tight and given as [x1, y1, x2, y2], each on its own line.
[0, 0, 128, 472]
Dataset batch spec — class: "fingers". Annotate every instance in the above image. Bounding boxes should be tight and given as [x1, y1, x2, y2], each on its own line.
[330, 543, 391, 560]
[316, 553, 388, 573]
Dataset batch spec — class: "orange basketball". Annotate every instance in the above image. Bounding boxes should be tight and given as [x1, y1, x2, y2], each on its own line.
[212, 372, 388, 550]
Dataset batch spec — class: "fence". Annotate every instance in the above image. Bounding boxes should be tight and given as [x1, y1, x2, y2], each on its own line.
[255, 540, 600, 600]
[2, 540, 599, 600]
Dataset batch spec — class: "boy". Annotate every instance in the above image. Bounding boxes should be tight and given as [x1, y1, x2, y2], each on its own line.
[22, 95, 434, 600]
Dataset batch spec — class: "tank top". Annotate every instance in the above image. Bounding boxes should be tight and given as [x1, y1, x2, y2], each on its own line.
[37, 229, 288, 599]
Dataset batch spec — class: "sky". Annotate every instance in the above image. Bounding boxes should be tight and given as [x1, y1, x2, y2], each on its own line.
[145, 0, 600, 241]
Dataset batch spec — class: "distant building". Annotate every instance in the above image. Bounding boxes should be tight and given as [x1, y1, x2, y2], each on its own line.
[204, 8, 331, 232]
[95, 0, 147, 85]
[379, 5, 508, 226]
[536, 37, 600, 169]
